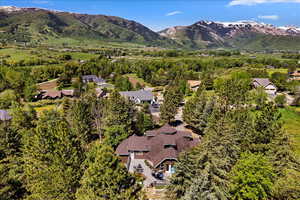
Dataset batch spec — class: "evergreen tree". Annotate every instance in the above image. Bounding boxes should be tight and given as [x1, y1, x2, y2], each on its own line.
[135, 105, 154, 135]
[0, 104, 34, 200]
[169, 108, 240, 200]
[103, 90, 135, 133]
[250, 103, 283, 154]
[76, 143, 143, 200]
[23, 77, 37, 102]
[23, 111, 84, 200]
[89, 96, 105, 141]
[166, 151, 196, 199]
[69, 97, 94, 148]
[214, 72, 251, 109]
[160, 86, 183, 123]
[183, 91, 214, 133]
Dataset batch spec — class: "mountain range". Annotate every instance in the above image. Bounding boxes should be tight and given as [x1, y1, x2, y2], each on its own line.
[1, 6, 300, 50]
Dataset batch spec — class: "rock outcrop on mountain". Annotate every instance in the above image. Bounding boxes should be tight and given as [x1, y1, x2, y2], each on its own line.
[159, 20, 300, 50]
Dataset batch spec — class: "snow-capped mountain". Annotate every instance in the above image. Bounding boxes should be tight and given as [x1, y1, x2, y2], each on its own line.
[159, 20, 300, 49]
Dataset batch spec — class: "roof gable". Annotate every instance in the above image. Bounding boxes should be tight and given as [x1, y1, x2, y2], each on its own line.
[119, 90, 154, 101]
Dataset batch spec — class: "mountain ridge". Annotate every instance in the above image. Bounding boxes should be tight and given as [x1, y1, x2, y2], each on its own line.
[159, 20, 300, 50]
[1, 6, 300, 50]
[0, 6, 179, 48]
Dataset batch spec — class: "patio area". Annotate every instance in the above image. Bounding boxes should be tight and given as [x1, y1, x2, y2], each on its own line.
[128, 158, 168, 187]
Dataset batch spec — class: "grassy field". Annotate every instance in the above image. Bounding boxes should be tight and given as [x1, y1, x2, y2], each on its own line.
[267, 68, 288, 75]
[0, 47, 98, 62]
[123, 73, 152, 87]
[280, 107, 300, 158]
[0, 48, 34, 61]
[37, 79, 58, 90]
[34, 104, 58, 116]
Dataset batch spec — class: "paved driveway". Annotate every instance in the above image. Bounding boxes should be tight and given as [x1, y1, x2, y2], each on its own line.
[128, 159, 165, 187]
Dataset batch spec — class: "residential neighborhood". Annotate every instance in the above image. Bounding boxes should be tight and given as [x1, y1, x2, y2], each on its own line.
[0, 3, 300, 198]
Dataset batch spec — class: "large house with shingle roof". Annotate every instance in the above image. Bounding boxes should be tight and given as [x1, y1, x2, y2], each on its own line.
[116, 124, 199, 174]
[119, 89, 156, 104]
[252, 78, 277, 95]
[36, 90, 74, 100]
[289, 70, 300, 81]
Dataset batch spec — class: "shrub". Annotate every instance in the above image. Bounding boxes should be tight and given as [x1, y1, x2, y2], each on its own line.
[275, 94, 286, 107]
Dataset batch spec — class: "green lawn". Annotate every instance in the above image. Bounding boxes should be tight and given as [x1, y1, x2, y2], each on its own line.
[34, 104, 58, 115]
[0, 48, 35, 61]
[267, 68, 288, 75]
[280, 107, 300, 158]
[123, 73, 151, 87]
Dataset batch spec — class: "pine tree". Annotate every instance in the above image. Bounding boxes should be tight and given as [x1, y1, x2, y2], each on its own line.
[69, 97, 94, 148]
[23, 111, 84, 200]
[103, 90, 135, 133]
[135, 110, 154, 135]
[0, 123, 25, 200]
[76, 143, 143, 200]
[183, 91, 214, 133]
[23, 77, 37, 102]
[169, 108, 240, 200]
[250, 103, 283, 154]
[160, 86, 183, 123]
[166, 151, 196, 199]
[0, 104, 33, 200]
[214, 72, 251, 109]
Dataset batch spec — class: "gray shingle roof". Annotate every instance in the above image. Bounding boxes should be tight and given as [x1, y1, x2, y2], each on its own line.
[82, 75, 106, 83]
[252, 78, 274, 88]
[119, 90, 154, 102]
[0, 110, 12, 121]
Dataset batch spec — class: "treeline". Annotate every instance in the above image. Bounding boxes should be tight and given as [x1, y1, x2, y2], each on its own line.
[0, 90, 155, 200]
[167, 72, 300, 199]
[282, 53, 300, 59]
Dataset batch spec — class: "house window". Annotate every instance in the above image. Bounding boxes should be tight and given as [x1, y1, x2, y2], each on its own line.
[135, 152, 144, 156]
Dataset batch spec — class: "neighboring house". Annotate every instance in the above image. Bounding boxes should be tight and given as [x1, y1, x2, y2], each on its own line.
[82, 75, 106, 86]
[265, 65, 275, 69]
[119, 89, 155, 104]
[0, 110, 12, 121]
[289, 70, 300, 81]
[116, 124, 199, 174]
[95, 88, 107, 98]
[252, 78, 277, 95]
[187, 80, 201, 91]
[37, 90, 74, 100]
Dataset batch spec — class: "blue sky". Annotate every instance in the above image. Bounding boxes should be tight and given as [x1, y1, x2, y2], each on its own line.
[1, 0, 300, 31]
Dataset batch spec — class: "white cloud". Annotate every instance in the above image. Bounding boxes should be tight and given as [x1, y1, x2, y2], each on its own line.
[166, 11, 182, 16]
[258, 15, 279, 20]
[229, 0, 300, 6]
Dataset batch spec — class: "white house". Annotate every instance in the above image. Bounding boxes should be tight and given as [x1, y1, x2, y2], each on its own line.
[252, 78, 277, 96]
[119, 89, 156, 104]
